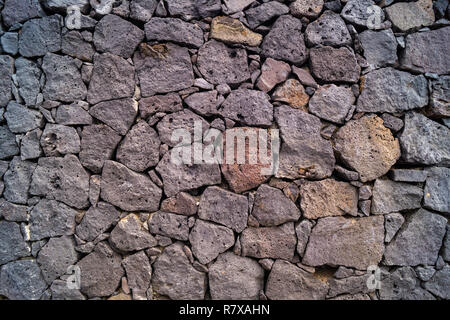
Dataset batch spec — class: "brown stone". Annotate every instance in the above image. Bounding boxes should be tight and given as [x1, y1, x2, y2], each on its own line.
[256, 58, 290, 92]
[210, 16, 262, 47]
[272, 79, 310, 110]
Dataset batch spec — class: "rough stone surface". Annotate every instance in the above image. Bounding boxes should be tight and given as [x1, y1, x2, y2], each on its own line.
[371, 179, 423, 214]
[0, 125, 19, 159]
[1, 0, 44, 27]
[76, 202, 120, 242]
[385, 0, 435, 32]
[166, 0, 221, 20]
[256, 58, 290, 92]
[122, 251, 152, 300]
[4, 101, 44, 133]
[272, 79, 310, 109]
[0, 55, 13, 107]
[385, 212, 405, 243]
[290, 0, 324, 19]
[4, 157, 37, 204]
[359, 29, 398, 70]
[341, 0, 385, 28]
[145, 17, 204, 48]
[40, 124, 80, 157]
[423, 167, 450, 213]
[148, 211, 189, 241]
[209, 252, 264, 300]
[305, 10, 352, 47]
[309, 84, 355, 124]
[333, 115, 401, 182]
[18, 15, 61, 57]
[423, 265, 450, 299]
[0, 221, 30, 265]
[303, 216, 385, 269]
[310, 46, 360, 83]
[245, 2, 289, 29]
[210, 16, 262, 47]
[110, 214, 157, 252]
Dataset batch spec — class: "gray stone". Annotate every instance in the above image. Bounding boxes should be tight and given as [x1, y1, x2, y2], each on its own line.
[134, 43, 194, 96]
[130, 0, 158, 22]
[189, 220, 234, 264]
[261, 15, 307, 65]
[42, 53, 87, 103]
[101, 160, 162, 212]
[275, 105, 335, 180]
[15, 57, 41, 106]
[0, 221, 30, 265]
[341, 0, 385, 28]
[415, 266, 436, 281]
[381, 113, 404, 132]
[357, 68, 428, 113]
[160, 192, 197, 216]
[93, 14, 144, 59]
[385, 0, 435, 32]
[389, 169, 428, 183]
[116, 121, 160, 172]
[0, 200, 29, 222]
[310, 46, 360, 83]
[79, 124, 121, 173]
[165, 0, 221, 20]
[266, 260, 329, 300]
[184, 90, 219, 116]
[152, 242, 206, 300]
[1, 32, 18, 55]
[303, 216, 385, 270]
[424, 264, 450, 299]
[197, 40, 250, 85]
[0, 125, 19, 159]
[0, 55, 13, 106]
[309, 84, 355, 124]
[0, 260, 47, 300]
[87, 53, 135, 105]
[400, 112, 450, 166]
[41, 0, 89, 12]
[241, 222, 296, 260]
[50, 279, 85, 300]
[148, 211, 189, 241]
[384, 209, 447, 266]
[401, 27, 450, 75]
[30, 155, 89, 209]
[145, 17, 203, 48]
[245, 1, 289, 29]
[379, 267, 435, 300]
[37, 236, 78, 284]
[76, 202, 120, 242]
[443, 228, 450, 262]
[198, 186, 248, 233]
[385, 212, 405, 243]
[296, 220, 313, 257]
[156, 150, 221, 197]
[1, 0, 44, 27]
[426, 76, 450, 118]
[359, 29, 398, 69]
[305, 10, 352, 47]
[290, 0, 324, 19]
[327, 274, 373, 298]
[62, 30, 95, 62]
[220, 89, 273, 127]
[28, 199, 77, 241]
[4, 101, 44, 133]
[40, 124, 80, 157]
[209, 252, 264, 300]
[371, 179, 423, 214]
[424, 167, 450, 213]
[3, 157, 36, 204]
[55, 102, 92, 125]
[110, 214, 157, 252]
[77, 242, 124, 298]
[251, 184, 300, 226]
[89, 98, 137, 136]
[19, 15, 62, 57]
[122, 251, 152, 300]
[139, 93, 182, 119]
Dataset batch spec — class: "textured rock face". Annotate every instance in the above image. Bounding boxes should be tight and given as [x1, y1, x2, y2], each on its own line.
[152, 242, 206, 300]
[0, 55, 13, 107]
[266, 260, 329, 300]
[333, 115, 401, 182]
[359, 29, 398, 70]
[210, 16, 262, 47]
[303, 216, 385, 270]
[299, 179, 358, 219]
[371, 179, 423, 214]
[18, 15, 61, 57]
[385, 0, 435, 32]
[424, 167, 450, 213]
[148, 211, 189, 241]
[400, 112, 450, 166]
[145, 17, 204, 48]
[76, 202, 120, 242]
[0, 221, 30, 265]
[209, 252, 264, 300]
[306, 10, 352, 47]
[309, 84, 355, 124]
[110, 214, 157, 252]
[310, 46, 360, 83]
[384, 209, 447, 266]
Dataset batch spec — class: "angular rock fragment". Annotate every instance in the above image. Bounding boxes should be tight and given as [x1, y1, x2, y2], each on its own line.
[0, 221, 30, 265]
[0, 126, 19, 159]
[426, 76, 450, 118]
[37, 236, 78, 284]
[161, 192, 197, 216]
[28, 199, 77, 241]
[189, 219, 234, 264]
[256, 58, 290, 93]
[1, 0, 44, 27]
[266, 260, 329, 300]
[385, 212, 405, 243]
[251, 184, 300, 226]
[0, 200, 29, 222]
[89, 98, 137, 136]
[400, 112, 450, 166]
[122, 251, 152, 300]
[305, 10, 352, 47]
[333, 115, 400, 182]
[93, 14, 144, 59]
[79, 124, 121, 173]
[3, 157, 36, 204]
[148, 211, 189, 241]
[145, 17, 204, 48]
[197, 40, 250, 85]
[423, 265, 450, 299]
[303, 216, 385, 269]
[62, 31, 95, 62]
[296, 220, 313, 257]
[184, 90, 219, 117]
[4, 101, 44, 133]
[310, 46, 360, 83]
[40, 124, 81, 157]
[341, 0, 385, 28]
[134, 43, 194, 96]
[357, 68, 428, 113]
[210, 16, 262, 47]
[117, 121, 160, 172]
[371, 179, 423, 214]
[19, 15, 61, 57]
[424, 167, 449, 213]
[14, 57, 41, 106]
[166, 0, 221, 20]
[359, 29, 398, 69]
[389, 169, 428, 183]
[309, 84, 355, 124]
[152, 242, 206, 300]
[0, 55, 13, 107]
[275, 105, 335, 180]
[139, 93, 182, 119]
[209, 252, 264, 300]
[76, 202, 120, 242]
[245, 1, 289, 29]
[241, 222, 296, 260]
[300, 179, 358, 219]
[30, 155, 90, 209]
[77, 242, 124, 298]
[384, 209, 447, 266]
[327, 274, 373, 298]
[385, 0, 435, 32]
[87, 53, 135, 105]
[56, 102, 92, 126]
[272, 79, 310, 110]
[50, 279, 85, 300]
[261, 15, 307, 65]
[290, 0, 324, 19]
[101, 161, 162, 212]
[130, 0, 158, 22]
[110, 214, 157, 252]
